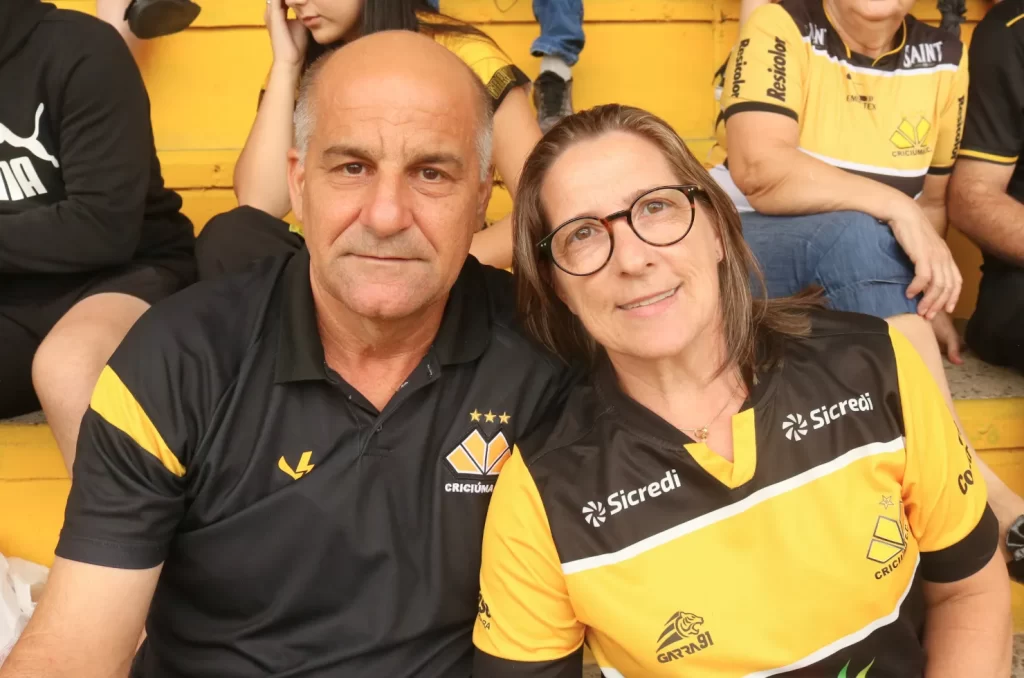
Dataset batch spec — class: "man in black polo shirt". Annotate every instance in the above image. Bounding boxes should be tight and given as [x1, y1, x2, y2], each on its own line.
[0, 32, 567, 678]
[949, 0, 1024, 376]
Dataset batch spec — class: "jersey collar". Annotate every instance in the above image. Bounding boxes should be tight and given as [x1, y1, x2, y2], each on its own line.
[593, 348, 779, 447]
[274, 249, 493, 383]
[821, 1, 908, 70]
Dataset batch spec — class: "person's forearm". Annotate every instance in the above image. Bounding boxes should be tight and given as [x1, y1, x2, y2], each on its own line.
[923, 555, 1012, 678]
[233, 62, 302, 219]
[0, 207, 141, 273]
[735, 146, 914, 223]
[918, 200, 948, 239]
[950, 181, 1024, 266]
[470, 214, 513, 269]
[0, 634, 133, 678]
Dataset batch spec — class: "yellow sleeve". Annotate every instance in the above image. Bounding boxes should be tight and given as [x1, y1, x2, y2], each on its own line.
[433, 32, 530, 110]
[929, 48, 970, 173]
[890, 326, 999, 583]
[720, 4, 807, 123]
[473, 448, 585, 669]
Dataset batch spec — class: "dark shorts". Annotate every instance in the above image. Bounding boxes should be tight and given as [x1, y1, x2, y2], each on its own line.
[195, 206, 303, 281]
[966, 257, 1024, 374]
[0, 258, 195, 418]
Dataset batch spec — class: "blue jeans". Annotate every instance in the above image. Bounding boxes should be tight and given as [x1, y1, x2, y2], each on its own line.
[742, 211, 918, 318]
[530, 0, 585, 66]
[427, 0, 584, 65]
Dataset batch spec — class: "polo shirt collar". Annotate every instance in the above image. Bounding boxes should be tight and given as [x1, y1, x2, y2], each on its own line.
[275, 251, 492, 384]
[431, 256, 493, 366]
[276, 248, 328, 383]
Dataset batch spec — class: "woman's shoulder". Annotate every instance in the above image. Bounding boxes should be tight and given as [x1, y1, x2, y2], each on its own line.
[775, 309, 903, 380]
[514, 378, 608, 475]
[802, 308, 892, 341]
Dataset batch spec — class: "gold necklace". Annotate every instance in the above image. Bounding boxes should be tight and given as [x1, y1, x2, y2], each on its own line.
[679, 382, 743, 443]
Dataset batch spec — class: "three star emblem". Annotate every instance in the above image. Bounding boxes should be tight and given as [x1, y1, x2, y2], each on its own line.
[469, 409, 510, 425]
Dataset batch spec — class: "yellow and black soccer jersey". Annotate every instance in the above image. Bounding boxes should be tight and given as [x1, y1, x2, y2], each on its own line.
[714, 0, 968, 202]
[957, 0, 1024, 203]
[473, 311, 997, 677]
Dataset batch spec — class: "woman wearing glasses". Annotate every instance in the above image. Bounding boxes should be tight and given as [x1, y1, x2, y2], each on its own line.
[472, 105, 1010, 677]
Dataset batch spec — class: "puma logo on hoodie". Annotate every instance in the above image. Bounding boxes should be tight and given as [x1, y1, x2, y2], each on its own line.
[0, 0, 193, 274]
[0, 103, 57, 201]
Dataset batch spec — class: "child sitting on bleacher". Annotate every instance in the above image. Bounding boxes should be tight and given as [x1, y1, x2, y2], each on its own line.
[0, 0, 195, 471]
[195, 0, 541, 275]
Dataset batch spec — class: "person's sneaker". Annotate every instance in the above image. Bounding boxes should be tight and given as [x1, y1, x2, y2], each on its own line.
[533, 71, 574, 134]
[125, 0, 201, 39]
[937, 0, 966, 38]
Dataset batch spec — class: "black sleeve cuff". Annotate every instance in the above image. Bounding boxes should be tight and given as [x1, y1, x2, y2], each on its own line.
[920, 504, 999, 583]
[473, 647, 584, 678]
[55, 534, 167, 570]
[956, 147, 1020, 166]
[927, 165, 954, 176]
[723, 101, 799, 123]
[490, 65, 531, 112]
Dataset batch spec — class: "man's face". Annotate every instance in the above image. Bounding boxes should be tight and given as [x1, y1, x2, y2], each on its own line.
[288, 71, 491, 321]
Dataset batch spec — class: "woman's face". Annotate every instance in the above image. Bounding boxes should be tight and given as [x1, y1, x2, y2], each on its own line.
[540, 131, 725, 363]
[285, 0, 364, 44]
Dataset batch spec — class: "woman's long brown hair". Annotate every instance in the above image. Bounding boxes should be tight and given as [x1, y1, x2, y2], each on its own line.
[513, 104, 823, 380]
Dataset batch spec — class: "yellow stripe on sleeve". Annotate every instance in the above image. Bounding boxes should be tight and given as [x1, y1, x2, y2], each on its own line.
[90, 365, 186, 477]
[957, 148, 1020, 165]
[1006, 13, 1024, 27]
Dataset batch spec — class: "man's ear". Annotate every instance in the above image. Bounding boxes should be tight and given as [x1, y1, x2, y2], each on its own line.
[286, 148, 306, 224]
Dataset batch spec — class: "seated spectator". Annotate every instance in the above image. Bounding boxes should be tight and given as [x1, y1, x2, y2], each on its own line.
[715, 0, 1024, 583]
[197, 0, 539, 276]
[0, 0, 195, 470]
[718, 0, 964, 356]
[474, 103, 1010, 676]
[0, 32, 567, 678]
[949, 0, 1024, 377]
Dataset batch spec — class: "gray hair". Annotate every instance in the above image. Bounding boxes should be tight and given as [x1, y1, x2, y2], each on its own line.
[293, 53, 495, 181]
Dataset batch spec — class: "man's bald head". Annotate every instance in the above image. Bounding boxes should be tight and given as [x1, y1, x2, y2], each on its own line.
[293, 31, 494, 179]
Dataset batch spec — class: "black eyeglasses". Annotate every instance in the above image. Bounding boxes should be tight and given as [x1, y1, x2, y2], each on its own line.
[537, 185, 705, 276]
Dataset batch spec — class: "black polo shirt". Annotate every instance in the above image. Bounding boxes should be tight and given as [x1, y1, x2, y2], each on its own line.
[56, 248, 570, 677]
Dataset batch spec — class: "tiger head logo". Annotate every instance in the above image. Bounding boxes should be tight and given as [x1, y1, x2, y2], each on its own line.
[656, 611, 705, 651]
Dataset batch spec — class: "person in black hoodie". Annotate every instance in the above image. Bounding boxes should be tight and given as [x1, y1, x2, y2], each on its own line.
[0, 0, 196, 470]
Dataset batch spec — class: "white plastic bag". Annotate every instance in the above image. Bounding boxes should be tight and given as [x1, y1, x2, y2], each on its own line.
[0, 554, 48, 667]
